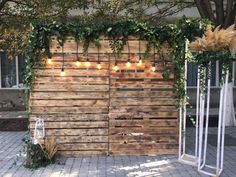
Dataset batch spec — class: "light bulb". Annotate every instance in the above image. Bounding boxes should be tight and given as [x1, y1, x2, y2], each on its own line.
[126, 61, 131, 68]
[113, 65, 119, 71]
[47, 58, 52, 65]
[137, 59, 142, 66]
[85, 61, 91, 67]
[97, 63, 102, 70]
[151, 66, 156, 72]
[60, 68, 65, 76]
[75, 60, 80, 67]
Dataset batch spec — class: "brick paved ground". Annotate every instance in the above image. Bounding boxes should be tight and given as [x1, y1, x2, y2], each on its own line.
[0, 127, 235, 177]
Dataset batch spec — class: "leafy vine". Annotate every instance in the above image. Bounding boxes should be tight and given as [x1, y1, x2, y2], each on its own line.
[24, 18, 212, 108]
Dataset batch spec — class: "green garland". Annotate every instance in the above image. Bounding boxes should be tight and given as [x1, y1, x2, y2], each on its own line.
[190, 50, 234, 93]
[24, 17, 212, 108]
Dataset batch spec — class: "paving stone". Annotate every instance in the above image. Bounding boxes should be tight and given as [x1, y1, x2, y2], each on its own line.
[0, 128, 235, 176]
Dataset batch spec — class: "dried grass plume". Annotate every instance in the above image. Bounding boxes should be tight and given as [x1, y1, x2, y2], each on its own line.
[189, 25, 236, 52]
[39, 137, 58, 160]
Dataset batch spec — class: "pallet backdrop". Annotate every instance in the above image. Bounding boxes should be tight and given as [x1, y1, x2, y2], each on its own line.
[29, 36, 179, 156]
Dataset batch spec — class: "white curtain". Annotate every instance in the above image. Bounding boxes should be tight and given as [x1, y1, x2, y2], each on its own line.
[225, 82, 236, 126]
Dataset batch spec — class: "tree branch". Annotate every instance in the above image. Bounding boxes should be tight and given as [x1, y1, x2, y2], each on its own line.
[0, 0, 8, 11]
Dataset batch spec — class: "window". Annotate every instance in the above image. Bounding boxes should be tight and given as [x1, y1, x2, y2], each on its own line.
[0, 51, 26, 89]
[187, 61, 236, 87]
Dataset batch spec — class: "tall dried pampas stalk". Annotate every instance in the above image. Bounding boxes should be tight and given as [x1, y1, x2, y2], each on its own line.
[230, 37, 236, 50]
[39, 137, 58, 160]
[189, 25, 236, 52]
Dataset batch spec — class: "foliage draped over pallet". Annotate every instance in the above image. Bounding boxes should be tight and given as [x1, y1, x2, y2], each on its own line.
[24, 18, 211, 108]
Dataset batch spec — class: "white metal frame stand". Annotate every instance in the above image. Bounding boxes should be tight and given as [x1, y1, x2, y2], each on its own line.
[179, 40, 229, 176]
[198, 70, 229, 177]
[179, 40, 199, 166]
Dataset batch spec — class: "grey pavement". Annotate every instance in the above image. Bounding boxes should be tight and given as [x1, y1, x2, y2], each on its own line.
[0, 127, 235, 177]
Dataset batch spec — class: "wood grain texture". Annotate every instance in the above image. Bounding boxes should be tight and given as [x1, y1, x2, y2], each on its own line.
[29, 37, 178, 156]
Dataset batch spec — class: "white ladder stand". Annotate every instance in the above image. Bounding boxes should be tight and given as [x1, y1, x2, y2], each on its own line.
[179, 39, 229, 177]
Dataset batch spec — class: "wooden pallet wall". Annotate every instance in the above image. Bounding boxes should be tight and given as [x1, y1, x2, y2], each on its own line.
[109, 59, 178, 155]
[29, 36, 178, 156]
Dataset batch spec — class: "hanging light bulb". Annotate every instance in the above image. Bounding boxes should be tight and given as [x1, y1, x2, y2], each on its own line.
[47, 53, 52, 65]
[85, 60, 91, 67]
[75, 41, 80, 67]
[97, 62, 102, 70]
[47, 57, 52, 64]
[60, 68, 65, 76]
[137, 39, 142, 66]
[151, 63, 156, 72]
[113, 63, 119, 71]
[126, 60, 131, 68]
[126, 40, 131, 68]
[97, 46, 101, 70]
[75, 60, 81, 67]
[137, 59, 142, 66]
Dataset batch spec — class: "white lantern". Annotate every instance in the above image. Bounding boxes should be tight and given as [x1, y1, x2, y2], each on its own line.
[33, 118, 45, 144]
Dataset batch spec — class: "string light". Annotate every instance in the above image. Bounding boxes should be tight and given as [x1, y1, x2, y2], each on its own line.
[85, 59, 91, 67]
[126, 40, 131, 68]
[113, 63, 119, 71]
[137, 59, 142, 66]
[97, 62, 102, 70]
[97, 46, 102, 70]
[126, 61, 131, 68]
[151, 63, 156, 72]
[152, 45, 156, 72]
[47, 53, 52, 65]
[75, 40, 80, 67]
[60, 68, 65, 76]
[61, 44, 65, 76]
[76, 60, 81, 67]
[137, 39, 142, 66]
[113, 55, 119, 71]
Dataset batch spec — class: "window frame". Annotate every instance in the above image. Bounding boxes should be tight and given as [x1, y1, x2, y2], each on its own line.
[0, 52, 26, 90]
[187, 61, 236, 88]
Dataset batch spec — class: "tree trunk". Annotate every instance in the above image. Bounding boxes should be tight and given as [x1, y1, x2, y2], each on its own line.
[194, 0, 236, 27]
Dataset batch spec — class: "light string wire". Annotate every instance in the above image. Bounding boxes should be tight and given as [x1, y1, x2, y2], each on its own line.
[76, 40, 79, 62]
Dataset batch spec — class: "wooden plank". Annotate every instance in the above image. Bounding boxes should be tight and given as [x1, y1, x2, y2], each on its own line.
[34, 68, 108, 76]
[30, 99, 109, 107]
[109, 113, 178, 120]
[41, 61, 109, 69]
[30, 91, 109, 99]
[32, 84, 109, 91]
[110, 72, 174, 79]
[41, 128, 108, 136]
[109, 143, 178, 151]
[54, 136, 108, 143]
[109, 120, 177, 127]
[30, 106, 108, 114]
[109, 127, 177, 135]
[58, 150, 108, 157]
[109, 135, 178, 143]
[30, 121, 108, 129]
[109, 106, 178, 112]
[109, 149, 178, 156]
[110, 90, 174, 98]
[30, 114, 108, 122]
[49, 54, 172, 62]
[34, 76, 109, 84]
[110, 98, 176, 106]
[58, 143, 108, 151]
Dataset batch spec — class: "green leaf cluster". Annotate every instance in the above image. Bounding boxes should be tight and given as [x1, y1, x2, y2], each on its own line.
[24, 17, 211, 108]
